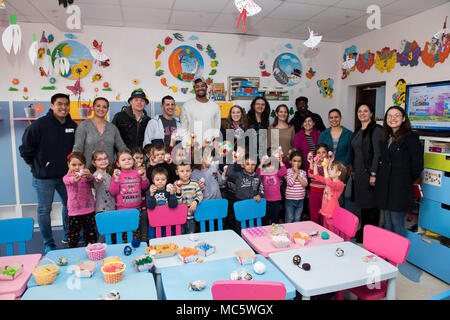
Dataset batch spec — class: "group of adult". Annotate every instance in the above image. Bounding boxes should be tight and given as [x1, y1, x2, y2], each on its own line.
[18, 76, 422, 251]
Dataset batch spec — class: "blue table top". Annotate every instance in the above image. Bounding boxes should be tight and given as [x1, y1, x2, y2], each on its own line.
[22, 243, 158, 300]
[160, 254, 297, 300]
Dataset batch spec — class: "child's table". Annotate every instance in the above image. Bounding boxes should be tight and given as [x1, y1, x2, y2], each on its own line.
[241, 221, 344, 258]
[0, 253, 42, 299]
[160, 254, 296, 300]
[149, 229, 253, 299]
[268, 242, 399, 300]
[22, 243, 157, 300]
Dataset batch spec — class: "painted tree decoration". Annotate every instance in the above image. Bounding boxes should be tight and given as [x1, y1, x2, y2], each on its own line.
[356, 50, 375, 73]
[397, 40, 421, 67]
[375, 47, 397, 73]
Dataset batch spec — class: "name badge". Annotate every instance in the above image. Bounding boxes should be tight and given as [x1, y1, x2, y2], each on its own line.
[65, 128, 75, 133]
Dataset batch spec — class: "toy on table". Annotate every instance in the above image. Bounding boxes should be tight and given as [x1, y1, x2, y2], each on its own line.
[246, 226, 266, 237]
[132, 255, 154, 272]
[178, 247, 199, 264]
[188, 280, 207, 291]
[131, 238, 141, 249]
[195, 242, 216, 257]
[98, 290, 120, 300]
[145, 243, 179, 258]
[253, 261, 266, 274]
[293, 232, 310, 246]
[123, 245, 132, 256]
[271, 234, 292, 248]
[56, 257, 68, 266]
[234, 249, 256, 265]
[292, 255, 311, 271]
[321, 231, 330, 240]
[335, 248, 344, 257]
[363, 254, 377, 263]
[73, 261, 96, 278]
[0, 263, 23, 280]
[101, 261, 126, 284]
[309, 230, 319, 237]
[270, 223, 288, 236]
[86, 242, 107, 261]
[32, 258, 59, 286]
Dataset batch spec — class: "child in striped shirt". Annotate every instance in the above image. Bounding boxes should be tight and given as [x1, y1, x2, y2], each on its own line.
[285, 149, 308, 223]
[175, 163, 203, 234]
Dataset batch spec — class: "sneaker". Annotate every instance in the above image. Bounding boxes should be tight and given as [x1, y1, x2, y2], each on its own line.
[61, 238, 68, 244]
[44, 244, 57, 254]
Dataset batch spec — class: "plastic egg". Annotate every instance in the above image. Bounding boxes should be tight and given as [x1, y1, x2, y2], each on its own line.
[230, 271, 239, 280]
[253, 261, 266, 274]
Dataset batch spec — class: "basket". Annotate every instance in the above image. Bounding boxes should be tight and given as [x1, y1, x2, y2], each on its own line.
[0, 263, 23, 281]
[271, 234, 292, 248]
[32, 258, 59, 286]
[101, 262, 126, 284]
[86, 243, 107, 261]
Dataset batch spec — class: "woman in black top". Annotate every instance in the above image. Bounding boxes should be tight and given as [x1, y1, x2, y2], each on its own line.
[350, 102, 382, 242]
[247, 96, 271, 159]
[375, 106, 423, 237]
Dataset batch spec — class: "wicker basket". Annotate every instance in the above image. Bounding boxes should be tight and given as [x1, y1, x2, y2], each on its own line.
[101, 262, 126, 284]
[32, 258, 59, 286]
[86, 243, 107, 261]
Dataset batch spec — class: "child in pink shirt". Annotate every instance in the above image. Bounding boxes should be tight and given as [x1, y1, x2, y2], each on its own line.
[63, 153, 97, 248]
[256, 154, 287, 225]
[110, 150, 150, 241]
[313, 159, 348, 231]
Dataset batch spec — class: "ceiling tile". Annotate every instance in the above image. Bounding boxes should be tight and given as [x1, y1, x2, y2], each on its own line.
[77, 3, 123, 20]
[166, 24, 210, 32]
[334, 0, 398, 10]
[325, 25, 370, 40]
[83, 18, 124, 27]
[76, 0, 120, 4]
[221, 0, 282, 15]
[211, 12, 264, 28]
[283, 0, 341, 6]
[23, 15, 48, 23]
[4, 0, 43, 16]
[120, 0, 174, 9]
[345, 12, 406, 28]
[290, 21, 341, 35]
[268, 2, 328, 20]
[381, 0, 449, 16]
[170, 10, 218, 27]
[309, 7, 366, 24]
[173, 0, 230, 13]
[252, 17, 304, 33]
[123, 21, 168, 30]
[122, 6, 171, 23]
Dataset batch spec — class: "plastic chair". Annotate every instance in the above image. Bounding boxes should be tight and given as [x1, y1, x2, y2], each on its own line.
[233, 198, 266, 230]
[428, 290, 450, 300]
[0, 217, 34, 256]
[348, 225, 411, 300]
[0, 293, 16, 300]
[332, 207, 359, 241]
[95, 209, 139, 244]
[212, 280, 286, 300]
[147, 204, 188, 238]
[194, 199, 228, 232]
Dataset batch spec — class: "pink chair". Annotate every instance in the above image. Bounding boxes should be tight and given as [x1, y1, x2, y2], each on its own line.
[147, 204, 188, 238]
[348, 225, 411, 300]
[211, 280, 286, 300]
[0, 293, 16, 300]
[331, 207, 359, 241]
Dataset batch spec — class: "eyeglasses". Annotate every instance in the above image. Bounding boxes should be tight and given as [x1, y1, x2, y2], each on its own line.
[387, 114, 402, 119]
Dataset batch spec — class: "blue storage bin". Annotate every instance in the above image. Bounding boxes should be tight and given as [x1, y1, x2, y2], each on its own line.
[422, 169, 450, 204]
[419, 198, 450, 238]
[406, 230, 450, 284]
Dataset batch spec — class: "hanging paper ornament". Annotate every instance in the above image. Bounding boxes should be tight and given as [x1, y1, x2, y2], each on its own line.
[2, 15, 22, 54]
[397, 40, 421, 67]
[356, 50, 375, 73]
[92, 73, 102, 83]
[28, 33, 38, 65]
[317, 78, 334, 99]
[90, 40, 109, 63]
[375, 47, 397, 73]
[164, 36, 173, 45]
[235, 0, 261, 32]
[303, 28, 322, 49]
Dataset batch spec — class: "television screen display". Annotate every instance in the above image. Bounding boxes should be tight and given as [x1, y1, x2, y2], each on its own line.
[406, 81, 450, 132]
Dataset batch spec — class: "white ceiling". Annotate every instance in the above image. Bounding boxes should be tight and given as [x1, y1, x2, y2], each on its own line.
[0, 0, 448, 42]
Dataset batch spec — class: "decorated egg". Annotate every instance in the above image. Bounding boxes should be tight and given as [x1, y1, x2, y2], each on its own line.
[292, 255, 301, 265]
[253, 261, 266, 274]
[131, 238, 141, 248]
[302, 263, 311, 271]
[336, 248, 344, 257]
[321, 232, 330, 240]
[123, 245, 132, 256]
[57, 257, 68, 266]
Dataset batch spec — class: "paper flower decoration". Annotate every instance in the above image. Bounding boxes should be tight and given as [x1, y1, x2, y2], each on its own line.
[12, 78, 19, 85]
[305, 67, 316, 79]
[397, 40, 421, 67]
[28, 33, 38, 65]
[356, 50, 375, 73]
[2, 15, 22, 54]
[132, 79, 139, 85]
[375, 47, 397, 73]
[49, 77, 56, 84]
[303, 28, 322, 49]
[235, 0, 261, 32]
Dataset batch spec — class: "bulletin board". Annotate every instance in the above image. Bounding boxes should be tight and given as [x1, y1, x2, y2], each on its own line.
[0, 102, 15, 205]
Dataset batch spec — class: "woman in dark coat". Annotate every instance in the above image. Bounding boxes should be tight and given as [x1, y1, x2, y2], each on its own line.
[350, 102, 382, 242]
[247, 96, 271, 160]
[375, 106, 423, 237]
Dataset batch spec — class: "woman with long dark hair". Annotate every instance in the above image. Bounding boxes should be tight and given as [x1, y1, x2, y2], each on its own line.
[267, 104, 295, 165]
[247, 96, 271, 159]
[350, 102, 382, 242]
[220, 104, 248, 143]
[375, 106, 423, 236]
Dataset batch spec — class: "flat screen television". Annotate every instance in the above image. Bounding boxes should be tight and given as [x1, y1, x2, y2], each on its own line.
[405, 80, 450, 137]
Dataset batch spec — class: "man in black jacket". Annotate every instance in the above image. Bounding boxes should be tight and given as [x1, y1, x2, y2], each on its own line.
[289, 96, 326, 133]
[112, 89, 150, 150]
[19, 93, 77, 253]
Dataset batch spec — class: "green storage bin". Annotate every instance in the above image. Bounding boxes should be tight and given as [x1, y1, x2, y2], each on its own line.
[424, 153, 450, 172]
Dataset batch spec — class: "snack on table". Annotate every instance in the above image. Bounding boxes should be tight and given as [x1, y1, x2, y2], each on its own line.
[132, 255, 154, 272]
[195, 242, 216, 257]
[0, 263, 23, 281]
[270, 223, 288, 236]
[74, 261, 96, 278]
[234, 249, 256, 265]
[293, 232, 310, 246]
[271, 234, 291, 248]
[178, 247, 199, 264]
[145, 243, 179, 258]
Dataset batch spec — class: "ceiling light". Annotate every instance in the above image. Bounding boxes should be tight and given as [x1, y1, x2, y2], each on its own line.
[0, 0, 5, 9]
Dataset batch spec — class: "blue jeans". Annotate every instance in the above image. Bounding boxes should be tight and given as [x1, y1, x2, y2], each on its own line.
[383, 210, 406, 237]
[285, 199, 304, 223]
[32, 177, 69, 247]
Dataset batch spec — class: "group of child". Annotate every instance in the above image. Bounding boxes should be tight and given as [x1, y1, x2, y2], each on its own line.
[63, 136, 348, 248]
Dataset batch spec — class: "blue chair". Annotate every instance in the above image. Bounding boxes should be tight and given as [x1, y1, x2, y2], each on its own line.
[0, 217, 34, 256]
[95, 209, 139, 244]
[428, 290, 450, 300]
[233, 198, 266, 230]
[194, 199, 228, 232]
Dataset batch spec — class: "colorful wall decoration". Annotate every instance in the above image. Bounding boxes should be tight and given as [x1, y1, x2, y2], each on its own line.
[397, 40, 421, 67]
[392, 78, 407, 106]
[317, 78, 334, 99]
[375, 47, 397, 73]
[356, 50, 375, 73]
[153, 33, 219, 94]
[341, 45, 358, 79]
[421, 23, 450, 68]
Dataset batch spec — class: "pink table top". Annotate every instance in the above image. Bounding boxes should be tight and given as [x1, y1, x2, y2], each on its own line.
[0, 254, 42, 298]
[241, 221, 344, 258]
